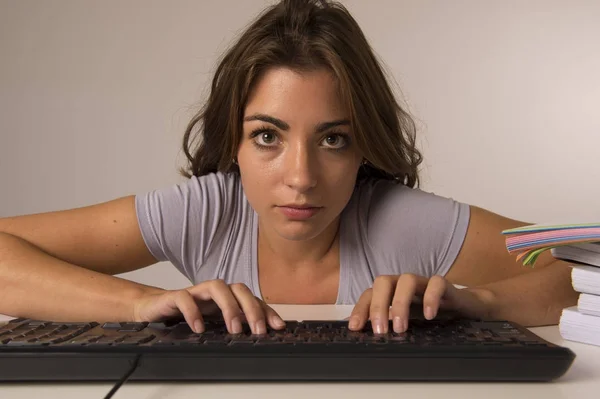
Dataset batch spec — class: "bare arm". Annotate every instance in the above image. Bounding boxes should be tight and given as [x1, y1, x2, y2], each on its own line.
[0, 196, 164, 322]
[468, 260, 577, 326]
[350, 205, 577, 332]
[446, 205, 578, 326]
[0, 196, 287, 334]
[0, 196, 157, 275]
[0, 232, 164, 322]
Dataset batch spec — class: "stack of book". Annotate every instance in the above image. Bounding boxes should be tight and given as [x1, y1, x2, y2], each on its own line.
[502, 223, 600, 346]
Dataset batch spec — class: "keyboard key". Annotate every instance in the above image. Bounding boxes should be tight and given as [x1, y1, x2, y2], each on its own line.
[118, 335, 156, 345]
[105, 322, 148, 332]
[0, 318, 567, 353]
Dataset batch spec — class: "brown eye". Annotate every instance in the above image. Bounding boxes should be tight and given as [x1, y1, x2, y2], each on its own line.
[321, 134, 347, 149]
[259, 132, 276, 144]
[326, 136, 338, 145]
[250, 129, 280, 149]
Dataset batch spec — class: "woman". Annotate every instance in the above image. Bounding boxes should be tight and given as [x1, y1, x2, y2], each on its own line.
[0, 0, 577, 336]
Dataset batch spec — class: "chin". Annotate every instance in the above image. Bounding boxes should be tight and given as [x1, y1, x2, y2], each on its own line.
[275, 222, 328, 242]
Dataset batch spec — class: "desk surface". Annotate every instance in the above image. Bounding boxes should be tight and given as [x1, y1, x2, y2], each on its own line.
[1, 305, 599, 399]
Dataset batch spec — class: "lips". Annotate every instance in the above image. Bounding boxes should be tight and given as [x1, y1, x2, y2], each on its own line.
[277, 205, 322, 220]
[280, 204, 318, 209]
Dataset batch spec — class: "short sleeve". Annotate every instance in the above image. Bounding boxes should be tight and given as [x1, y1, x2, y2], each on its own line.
[363, 180, 470, 278]
[134, 172, 241, 281]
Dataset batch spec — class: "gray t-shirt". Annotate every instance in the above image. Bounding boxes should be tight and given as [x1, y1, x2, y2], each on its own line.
[135, 172, 470, 304]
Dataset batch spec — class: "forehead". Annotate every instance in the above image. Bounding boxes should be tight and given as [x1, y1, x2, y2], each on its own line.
[244, 67, 347, 118]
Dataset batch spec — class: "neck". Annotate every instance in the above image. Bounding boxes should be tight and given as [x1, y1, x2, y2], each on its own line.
[258, 217, 340, 270]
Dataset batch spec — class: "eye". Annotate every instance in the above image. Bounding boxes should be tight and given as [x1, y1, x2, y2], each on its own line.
[256, 132, 277, 146]
[249, 128, 280, 149]
[321, 133, 348, 150]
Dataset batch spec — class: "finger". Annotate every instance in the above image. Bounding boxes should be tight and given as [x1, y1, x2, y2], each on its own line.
[348, 288, 372, 331]
[369, 275, 399, 334]
[229, 283, 269, 334]
[390, 274, 429, 333]
[260, 301, 286, 330]
[422, 275, 448, 320]
[188, 280, 244, 334]
[172, 290, 205, 334]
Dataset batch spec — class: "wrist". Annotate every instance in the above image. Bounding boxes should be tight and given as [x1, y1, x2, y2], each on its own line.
[129, 285, 165, 322]
[464, 287, 497, 320]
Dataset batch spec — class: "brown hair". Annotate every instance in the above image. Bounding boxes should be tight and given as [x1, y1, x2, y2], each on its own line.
[180, 0, 422, 187]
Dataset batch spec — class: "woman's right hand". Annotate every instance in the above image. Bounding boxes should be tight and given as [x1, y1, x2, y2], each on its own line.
[132, 280, 286, 335]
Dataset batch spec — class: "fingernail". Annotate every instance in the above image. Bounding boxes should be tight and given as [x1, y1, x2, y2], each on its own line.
[194, 320, 204, 334]
[393, 317, 402, 332]
[348, 316, 359, 330]
[231, 317, 242, 334]
[402, 319, 408, 332]
[271, 315, 285, 328]
[373, 319, 385, 334]
[254, 319, 266, 334]
[424, 306, 435, 320]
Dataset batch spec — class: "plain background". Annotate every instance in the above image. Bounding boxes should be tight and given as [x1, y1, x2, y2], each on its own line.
[1, 0, 599, 290]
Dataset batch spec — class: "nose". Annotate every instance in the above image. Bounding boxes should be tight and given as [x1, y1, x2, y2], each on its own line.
[282, 142, 317, 192]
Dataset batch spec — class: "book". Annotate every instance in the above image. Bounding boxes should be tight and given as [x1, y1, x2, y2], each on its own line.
[578, 293, 600, 317]
[502, 223, 600, 266]
[560, 306, 600, 347]
[570, 265, 600, 296]
[506, 225, 600, 348]
[552, 242, 600, 268]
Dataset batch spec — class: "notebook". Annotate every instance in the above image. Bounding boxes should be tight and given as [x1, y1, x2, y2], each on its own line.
[502, 223, 600, 266]
[578, 293, 600, 317]
[571, 265, 600, 296]
[552, 242, 600, 268]
[560, 306, 600, 347]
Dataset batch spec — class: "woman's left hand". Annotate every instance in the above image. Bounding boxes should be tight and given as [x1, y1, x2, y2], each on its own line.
[347, 274, 494, 333]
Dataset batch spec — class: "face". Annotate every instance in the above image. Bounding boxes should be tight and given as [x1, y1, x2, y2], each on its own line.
[237, 67, 363, 242]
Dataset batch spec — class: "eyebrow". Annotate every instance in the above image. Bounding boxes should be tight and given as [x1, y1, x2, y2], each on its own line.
[243, 113, 350, 133]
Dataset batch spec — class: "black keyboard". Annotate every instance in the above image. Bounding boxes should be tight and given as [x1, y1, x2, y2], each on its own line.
[0, 316, 575, 382]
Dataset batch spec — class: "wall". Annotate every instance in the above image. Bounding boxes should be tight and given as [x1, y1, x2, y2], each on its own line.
[1, 0, 598, 289]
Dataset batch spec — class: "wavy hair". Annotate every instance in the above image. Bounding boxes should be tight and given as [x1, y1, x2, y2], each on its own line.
[180, 0, 422, 187]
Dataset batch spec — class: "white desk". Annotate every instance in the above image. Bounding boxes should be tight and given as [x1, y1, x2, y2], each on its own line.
[1, 305, 599, 399]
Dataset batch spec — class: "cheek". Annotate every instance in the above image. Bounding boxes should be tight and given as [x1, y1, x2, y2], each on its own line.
[239, 164, 275, 210]
[324, 160, 361, 198]
[240, 178, 262, 213]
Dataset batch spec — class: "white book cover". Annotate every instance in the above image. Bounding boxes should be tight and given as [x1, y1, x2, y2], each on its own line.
[552, 242, 600, 267]
[577, 293, 600, 317]
[571, 265, 600, 296]
[560, 306, 600, 347]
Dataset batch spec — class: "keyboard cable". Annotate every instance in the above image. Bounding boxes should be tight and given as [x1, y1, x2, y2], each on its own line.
[103, 354, 142, 399]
